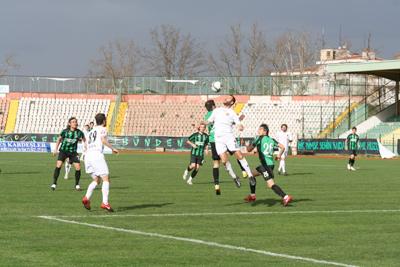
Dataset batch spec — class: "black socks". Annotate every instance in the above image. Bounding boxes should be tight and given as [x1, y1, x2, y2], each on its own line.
[53, 167, 61, 184]
[213, 168, 219, 185]
[249, 177, 256, 194]
[271, 184, 286, 198]
[191, 169, 199, 178]
[75, 170, 81, 186]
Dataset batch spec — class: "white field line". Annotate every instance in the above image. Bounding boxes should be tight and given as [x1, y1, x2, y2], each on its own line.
[49, 209, 400, 219]
[38, 215, 359, 267]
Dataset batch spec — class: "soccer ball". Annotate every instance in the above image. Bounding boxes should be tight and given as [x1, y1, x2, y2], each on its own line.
[211, 81, 222, 92]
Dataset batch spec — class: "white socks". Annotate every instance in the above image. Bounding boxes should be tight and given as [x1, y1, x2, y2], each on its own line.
[85, 180, 110, 204]
[85, 181, 97, 199]
[224, 161, 237, 179]
[102, 181, 110, 205]
[238, 158, 253, 178]
[279, 159, 286, 173]
[65, 163, 71, 175]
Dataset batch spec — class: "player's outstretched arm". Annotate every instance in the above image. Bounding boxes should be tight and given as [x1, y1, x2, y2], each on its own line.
[101, 136, 119, 154]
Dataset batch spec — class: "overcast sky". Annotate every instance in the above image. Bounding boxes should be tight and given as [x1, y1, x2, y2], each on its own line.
[1, 0, 399, 76]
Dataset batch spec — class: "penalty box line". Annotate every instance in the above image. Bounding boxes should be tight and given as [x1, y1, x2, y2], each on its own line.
[49, 209, 400, 219]
[38, 215, 358, 267]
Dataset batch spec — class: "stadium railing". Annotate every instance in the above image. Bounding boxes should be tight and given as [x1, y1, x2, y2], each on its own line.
[0, 75, 377, 96]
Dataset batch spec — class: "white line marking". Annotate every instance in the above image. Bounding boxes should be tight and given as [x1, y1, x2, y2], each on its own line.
[38, 216, 358, 267]
[50, 209, 400, 218]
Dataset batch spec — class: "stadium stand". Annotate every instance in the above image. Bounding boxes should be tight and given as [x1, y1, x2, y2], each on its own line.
[13, 97, 110, 134]
[240, 97, 350, 138]
[0, 98, 10, 133]
[360, 118, 400, 139]
[0, 93, 362, 140]
[123, 99, 204, 136]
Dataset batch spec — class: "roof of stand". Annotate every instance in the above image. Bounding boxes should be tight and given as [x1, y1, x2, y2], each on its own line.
[327, 60, 400, 81]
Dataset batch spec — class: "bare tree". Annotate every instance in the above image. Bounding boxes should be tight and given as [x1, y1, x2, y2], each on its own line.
[89, 40, 141, 92]
[142, 24, 206, 78]
[269, 30, 316, 74]
[209, 23, 268, 77]
[208, 24, 269, 93]
[0, 55, 19, 76]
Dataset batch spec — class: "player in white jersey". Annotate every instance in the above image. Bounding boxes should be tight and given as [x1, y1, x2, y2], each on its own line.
[82, 113, 118, 212]
[206, 95, 255, 189]
[80, 124, 90, 160]
[275, 124, 292, 175]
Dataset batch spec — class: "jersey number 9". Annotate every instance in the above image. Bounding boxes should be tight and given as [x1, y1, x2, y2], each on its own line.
[88, 131, 97, 144]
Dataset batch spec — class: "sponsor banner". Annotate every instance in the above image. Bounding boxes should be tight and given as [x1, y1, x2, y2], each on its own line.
[0, 134, 191, 150]
[1, 134, 252, 151]
[297, 138, 380, 154]
[0, 134, 59, 143]
[108, 136, 190, 150]
[0, 141, 51, 152]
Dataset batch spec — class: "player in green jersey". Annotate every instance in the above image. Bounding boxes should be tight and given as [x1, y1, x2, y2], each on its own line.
[51, 117, 86, 191]
[346, 127, 359, 171]
[244, 124, 293, 206]
[183, 123, 209, 185]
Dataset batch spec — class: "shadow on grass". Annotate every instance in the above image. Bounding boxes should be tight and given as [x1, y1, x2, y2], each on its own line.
[226, 198, 313, 207]
[1, 171, 41, 175]
[251, 198, 313, 207]
[194, 180, 233, 185]
[278, 172, 314, 177]
[116, 202, 174, 212]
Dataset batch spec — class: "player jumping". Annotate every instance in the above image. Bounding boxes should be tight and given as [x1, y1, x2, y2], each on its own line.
[82, 113, 119, 212]
[51, 117, 86, 191]
[205, 95, 254, 194]
[346, 126, 359, 171]
[275, 124, 292, 175]
[204, 99, 243, 195]
[244, 124, 293, 206]
[182, 123, 209, 185]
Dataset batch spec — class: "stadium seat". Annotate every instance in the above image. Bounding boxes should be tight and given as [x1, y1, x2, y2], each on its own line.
[14, 97, 110, 134]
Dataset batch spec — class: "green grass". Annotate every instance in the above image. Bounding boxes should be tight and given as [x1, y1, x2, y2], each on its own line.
[1, 152, 400, 266]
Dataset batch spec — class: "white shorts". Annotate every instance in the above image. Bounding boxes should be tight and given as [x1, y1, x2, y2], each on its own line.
[85, 152, 109, 177]
[215, 135, 240, 155]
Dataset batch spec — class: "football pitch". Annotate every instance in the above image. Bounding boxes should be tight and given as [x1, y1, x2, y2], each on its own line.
[1, 152, 399, 267]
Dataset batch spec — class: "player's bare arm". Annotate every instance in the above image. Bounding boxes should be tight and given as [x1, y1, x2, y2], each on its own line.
[101, 136, 119, 154]
[53, 136, 62, 156]
[186, 140, 198, 149]
[81, 137, 87, 152]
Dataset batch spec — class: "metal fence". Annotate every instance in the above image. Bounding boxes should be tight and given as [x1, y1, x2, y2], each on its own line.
[0, 75, 388, 96]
